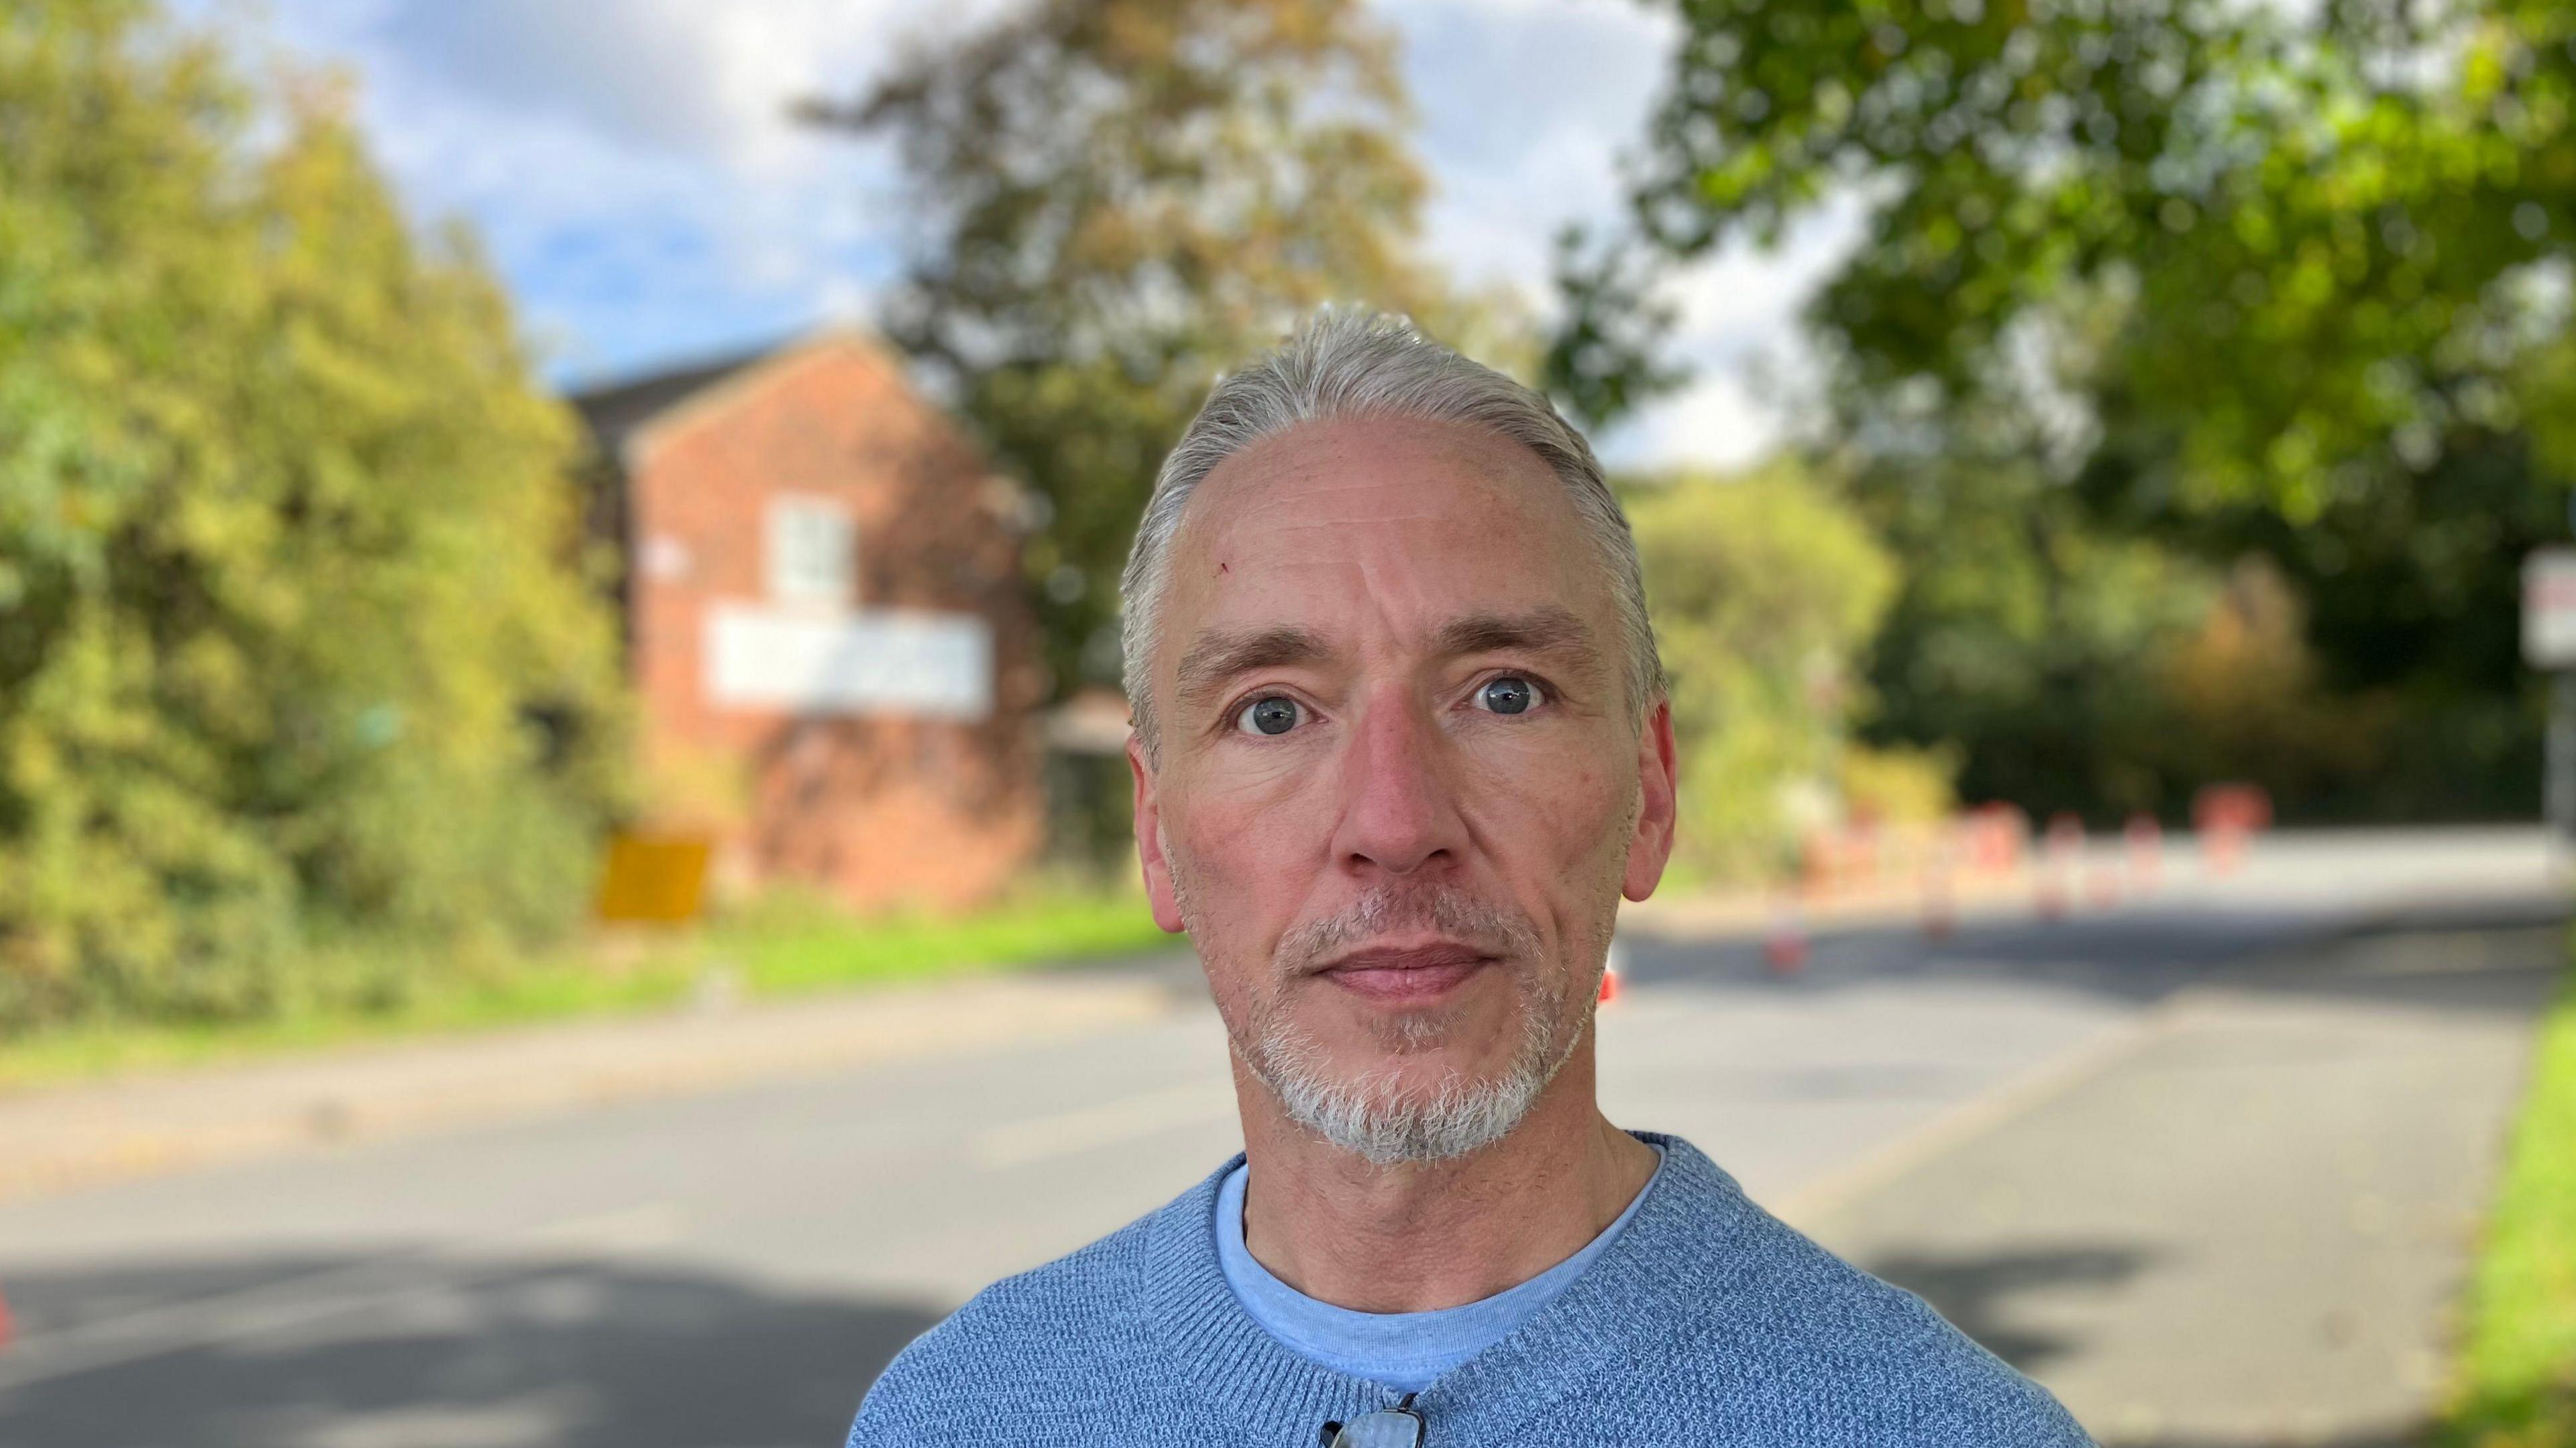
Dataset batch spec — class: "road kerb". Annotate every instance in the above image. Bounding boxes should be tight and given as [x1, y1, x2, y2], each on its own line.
[0, 972, 1191, 1205]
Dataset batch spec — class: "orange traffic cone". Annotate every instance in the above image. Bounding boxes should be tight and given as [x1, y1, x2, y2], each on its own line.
[1599, 935, 1627, 1004]
[2124, 814, 2163, 893]
[2085, 866, 2122, 910]
[2037, 814, 2085, 919]
[1921, 848, 1957, 940]
[1764, 896, 1809, 976]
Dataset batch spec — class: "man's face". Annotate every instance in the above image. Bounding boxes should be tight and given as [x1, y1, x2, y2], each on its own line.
[1130, 414, 1678, 1162]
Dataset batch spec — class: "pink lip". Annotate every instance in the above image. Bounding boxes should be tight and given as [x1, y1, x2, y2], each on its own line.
[1317, 944, 1493, 1004]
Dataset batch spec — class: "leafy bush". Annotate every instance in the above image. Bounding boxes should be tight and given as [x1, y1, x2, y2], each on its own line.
[1626, 461, 1897, 883]
[1837, 744, 1959, 829]
[0, 2, 629, 1029]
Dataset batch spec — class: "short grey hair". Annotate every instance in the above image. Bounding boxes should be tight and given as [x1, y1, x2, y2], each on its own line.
[1119, 306, 1663, 759]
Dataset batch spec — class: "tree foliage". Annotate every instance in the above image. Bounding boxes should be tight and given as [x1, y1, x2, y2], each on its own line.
[1627, 462, 1900, 878]
[805, 0, 1525, 695]
[0, 1, 629, 1026]
[1572, 0, 2576, 819]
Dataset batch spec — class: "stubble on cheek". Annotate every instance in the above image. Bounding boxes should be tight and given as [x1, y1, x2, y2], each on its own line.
[1155, 744, 1642, 1164]
[1165, 722, 1638, 1095]
[1171, 829, 1482, 1063]
[1160, 818, 1276, 1052]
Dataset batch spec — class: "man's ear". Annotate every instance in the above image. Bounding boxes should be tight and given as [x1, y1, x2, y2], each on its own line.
[1129, 733, 1187, 934]
[1622, 697, 1680, 903]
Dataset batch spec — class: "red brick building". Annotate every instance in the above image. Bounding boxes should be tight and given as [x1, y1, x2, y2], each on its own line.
[574, 332, 1046, 911]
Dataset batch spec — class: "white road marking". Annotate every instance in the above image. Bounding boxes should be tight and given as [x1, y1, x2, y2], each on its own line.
[1773, 1012, 2169, 1227]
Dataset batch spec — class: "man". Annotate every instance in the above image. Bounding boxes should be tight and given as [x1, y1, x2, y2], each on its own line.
[847, 309, 2092, 1446]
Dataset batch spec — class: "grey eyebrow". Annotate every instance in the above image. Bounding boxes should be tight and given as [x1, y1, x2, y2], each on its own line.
[1433, 607, 1601, 677]
[1173, 625, 1334, 717]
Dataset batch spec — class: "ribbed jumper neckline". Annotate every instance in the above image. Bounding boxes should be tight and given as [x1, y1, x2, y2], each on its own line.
[1137, 1129, 1753, 1441]
[1211, 1142, 1666, 1391]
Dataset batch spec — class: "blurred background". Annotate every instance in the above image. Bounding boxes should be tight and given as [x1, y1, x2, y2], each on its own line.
[1, 0, 2572, 1444]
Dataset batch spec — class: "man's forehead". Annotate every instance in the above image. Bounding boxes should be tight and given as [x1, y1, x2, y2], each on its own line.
[1158, 415, 1613, 670]
[1179, 415, 1565, 548]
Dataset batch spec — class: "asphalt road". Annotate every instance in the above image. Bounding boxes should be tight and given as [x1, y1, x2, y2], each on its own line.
[0, 828, 2561, 1448]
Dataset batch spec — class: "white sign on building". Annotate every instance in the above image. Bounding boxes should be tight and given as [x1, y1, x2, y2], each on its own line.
[2525, 549, 2576, 669]
[705, 605, 993, 720]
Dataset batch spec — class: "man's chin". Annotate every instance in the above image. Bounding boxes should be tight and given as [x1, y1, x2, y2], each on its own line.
[1234, 975, 1585, 1163]
[1265, 1053, 1553, 1166]
[1295, 1038, 1542, 1111]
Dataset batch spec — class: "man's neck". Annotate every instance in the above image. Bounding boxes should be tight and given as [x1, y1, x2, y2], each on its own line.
[1230, 1043, 1660, 1313]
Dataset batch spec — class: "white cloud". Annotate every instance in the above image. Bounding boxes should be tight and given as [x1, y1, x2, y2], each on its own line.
[1603, 200, 1870, 474]
[217, 0, 1854, 455]
[1385, 0, 1856, 472]
[1627, 371, 1786, 471]
[1385, 0, 1677, 294]
[1666, 197, 1870, 345]
[357, 0, 1008, 174]
[233, 0, 959, 380]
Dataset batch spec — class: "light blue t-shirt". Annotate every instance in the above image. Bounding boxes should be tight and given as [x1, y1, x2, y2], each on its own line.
[1212, 1144, 1666, 1392]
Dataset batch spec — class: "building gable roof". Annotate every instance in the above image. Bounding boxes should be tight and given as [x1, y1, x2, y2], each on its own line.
[568, 345, 780, 464]
[562, 331, 1036, 566]
[568, 329, 959, 471]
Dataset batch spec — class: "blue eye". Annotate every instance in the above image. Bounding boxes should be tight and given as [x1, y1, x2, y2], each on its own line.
[1477, 677, 1540, 715]
[1236, 695, 1303, 736]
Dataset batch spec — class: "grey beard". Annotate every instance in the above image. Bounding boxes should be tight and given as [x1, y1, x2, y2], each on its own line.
[1206, 877, 1595, 1166]
[1240, 980, 1586, 1165]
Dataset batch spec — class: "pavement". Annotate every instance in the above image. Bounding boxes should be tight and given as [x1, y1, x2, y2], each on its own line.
[0, 968, 1189, 1204]
[1801, 897, 2563, 1447]
[0, 826, 2561, 1448]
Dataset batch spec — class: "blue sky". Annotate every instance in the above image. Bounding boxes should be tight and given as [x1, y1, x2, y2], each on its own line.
[221, 0, 1851, 469]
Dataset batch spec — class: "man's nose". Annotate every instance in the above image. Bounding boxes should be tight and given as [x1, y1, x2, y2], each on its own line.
[1328, 689, 1468, 877]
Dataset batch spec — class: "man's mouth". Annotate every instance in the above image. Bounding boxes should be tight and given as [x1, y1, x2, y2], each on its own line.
[1316, 944, 1494, 1004]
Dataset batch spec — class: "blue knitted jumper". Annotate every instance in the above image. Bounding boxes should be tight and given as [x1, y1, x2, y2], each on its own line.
[846, 1131, 2094, 1446]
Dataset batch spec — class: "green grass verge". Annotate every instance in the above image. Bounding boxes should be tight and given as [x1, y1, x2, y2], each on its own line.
[705, 885, 1173, 995]
[0, 883, 1173, 1095]
[2438, 928, 2576, 1447]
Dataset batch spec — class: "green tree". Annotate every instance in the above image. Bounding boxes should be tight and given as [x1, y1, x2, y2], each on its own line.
[1568, 0, 2576, 819]
[803, 0, 1525, 697]
[0, 1, 629, 1026]
[1853, 443, 2223, 818]
[1627, 462, 1899, 879]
